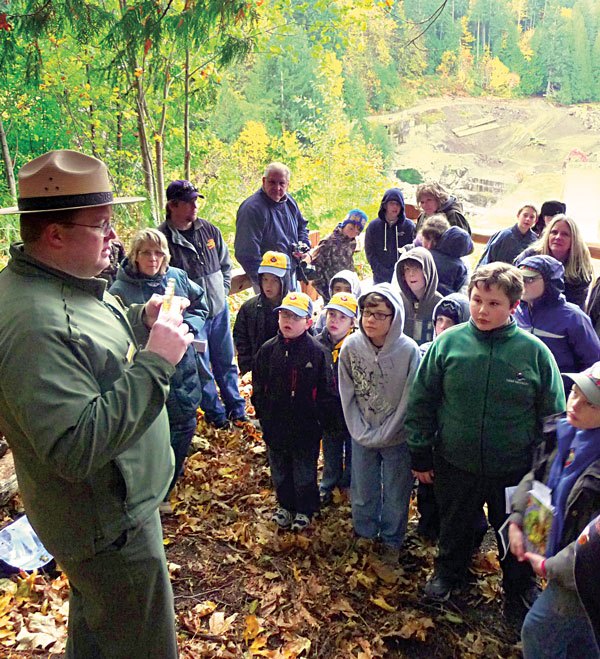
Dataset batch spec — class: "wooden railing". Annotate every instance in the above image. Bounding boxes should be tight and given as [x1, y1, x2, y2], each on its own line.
[230, 227, 600, 296]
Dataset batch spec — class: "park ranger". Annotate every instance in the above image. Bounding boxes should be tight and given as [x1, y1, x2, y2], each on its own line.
[0, 150, 191, 658]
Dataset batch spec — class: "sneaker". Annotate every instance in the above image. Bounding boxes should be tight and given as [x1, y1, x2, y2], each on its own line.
[379, 544, 400, 565]
[424, 573, 455, 601]
[319, 490, 333, 507]
[208, 418, 230, 430]
[291, 513, 311, 532]
[271, 507, 293, 529]
[159, 501, 173, 515]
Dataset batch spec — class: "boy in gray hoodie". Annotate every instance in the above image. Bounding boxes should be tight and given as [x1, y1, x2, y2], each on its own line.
[394, 246, 443, 345]
[338, 283, 421, 562]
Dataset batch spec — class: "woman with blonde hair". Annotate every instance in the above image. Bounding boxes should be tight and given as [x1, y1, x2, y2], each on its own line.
[110, 228, 209, 499]
[516, 214, 593, 309]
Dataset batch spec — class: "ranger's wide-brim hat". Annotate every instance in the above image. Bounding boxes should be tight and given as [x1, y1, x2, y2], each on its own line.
[0, 149, 145, 215]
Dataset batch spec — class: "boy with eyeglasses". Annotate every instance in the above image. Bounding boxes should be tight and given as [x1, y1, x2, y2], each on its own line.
[252, 292, 337, 532]
[338, 284, 420, 563]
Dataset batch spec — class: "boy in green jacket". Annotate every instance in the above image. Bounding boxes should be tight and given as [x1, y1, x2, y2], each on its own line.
[406, 263, 565, 612]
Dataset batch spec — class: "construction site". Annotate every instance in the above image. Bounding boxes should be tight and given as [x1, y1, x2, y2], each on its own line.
[370, 96, 600, 242]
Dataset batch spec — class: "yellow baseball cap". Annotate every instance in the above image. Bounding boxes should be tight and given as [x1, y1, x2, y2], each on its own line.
[324, 292, 358, 318]
[275, 292, 313, 317]
[258, 251, 290, 277]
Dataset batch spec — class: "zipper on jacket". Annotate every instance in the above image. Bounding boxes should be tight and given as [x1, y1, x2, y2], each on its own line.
[479, 339, 493, 474]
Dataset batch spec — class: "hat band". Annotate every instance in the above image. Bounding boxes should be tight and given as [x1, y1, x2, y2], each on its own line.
[18, 191, 114, 212]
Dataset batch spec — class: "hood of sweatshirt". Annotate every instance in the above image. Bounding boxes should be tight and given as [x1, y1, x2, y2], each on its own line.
[438, 196, 462, 214]
[358, 282, 405, 351]
[377, 188, 406, 223]
[395, 246, 439, 304]
[432, 292, 471, 324]
[338, 282, 420, 449]
[518, 254, 565, 306]
[329, 269, 362, 298]
[436, 226, 473, 258]
[259, 268, 291, 304]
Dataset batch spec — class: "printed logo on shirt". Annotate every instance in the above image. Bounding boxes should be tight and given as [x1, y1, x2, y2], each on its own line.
[206, 238, 216, 249]
[506, 372, 529, 386]
[305, 361, 313, 369]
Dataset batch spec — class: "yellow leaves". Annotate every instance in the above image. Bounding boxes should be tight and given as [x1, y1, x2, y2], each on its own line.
[134, 67, 144, 78]
[370, 595, 396, 612]
[243, 613, 263, 643]
[560, 7, 572, 19]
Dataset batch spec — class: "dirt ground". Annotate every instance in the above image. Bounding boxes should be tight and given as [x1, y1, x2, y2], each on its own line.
[372, 96, 600, 240]
[162, 419, 524, 659]
[0, 415, 526, 658]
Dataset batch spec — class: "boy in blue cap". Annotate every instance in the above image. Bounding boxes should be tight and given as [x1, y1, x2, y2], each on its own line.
[252, 292, 337, 532]
[311, 209, 367, 303]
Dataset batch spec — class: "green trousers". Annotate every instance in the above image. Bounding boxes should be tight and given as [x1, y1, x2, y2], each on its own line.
[60, 510, 178, 659]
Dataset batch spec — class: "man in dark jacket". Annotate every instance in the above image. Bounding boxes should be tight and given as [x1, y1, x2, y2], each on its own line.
[0, 149, 192, 658]
[235, 162, 310, 289]
[159, 179, 247, 428]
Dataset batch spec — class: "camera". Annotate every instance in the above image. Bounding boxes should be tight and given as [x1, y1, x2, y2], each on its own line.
[291, 242, 317, 284]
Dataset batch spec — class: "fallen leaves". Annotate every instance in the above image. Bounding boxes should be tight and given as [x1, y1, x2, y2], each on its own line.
[0, 409, 523, 658]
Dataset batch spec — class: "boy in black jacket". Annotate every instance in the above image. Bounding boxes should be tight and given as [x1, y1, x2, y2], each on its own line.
[233, 251, 290, 376]
[252, 292, 337, 532]
[316, 292, 358, 505]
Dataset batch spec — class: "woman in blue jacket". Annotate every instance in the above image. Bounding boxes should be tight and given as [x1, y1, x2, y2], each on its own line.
[515, 254, 600, 396]
[110, 229, 209, 495]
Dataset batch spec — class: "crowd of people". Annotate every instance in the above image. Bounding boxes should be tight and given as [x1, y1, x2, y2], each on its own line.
[0, 150, 599, 658]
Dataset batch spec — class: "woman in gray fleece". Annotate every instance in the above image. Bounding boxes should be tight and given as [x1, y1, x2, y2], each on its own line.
[338, 283, 421, 561]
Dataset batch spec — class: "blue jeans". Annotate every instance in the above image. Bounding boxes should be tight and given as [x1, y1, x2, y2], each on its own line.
[320, 429, 352, 493]
[197, 306, 245, 424]
[267, 443, 320, 517]
[166, 417, 197, 494]
[521, 580, 599, 659]
[350, 440, 413, 548]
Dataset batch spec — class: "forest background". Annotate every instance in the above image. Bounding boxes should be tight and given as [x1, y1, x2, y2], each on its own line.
[1, 0, 600, 262]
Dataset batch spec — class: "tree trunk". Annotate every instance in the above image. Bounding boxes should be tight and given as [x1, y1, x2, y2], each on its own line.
[155, 64, 173, 211]
[0, 118, 16, 199]
[134, 78, 158, 222]
[184, 48, 191, 180]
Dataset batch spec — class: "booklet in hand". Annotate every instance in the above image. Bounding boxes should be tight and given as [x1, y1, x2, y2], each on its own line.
[523, 480, 554, 556]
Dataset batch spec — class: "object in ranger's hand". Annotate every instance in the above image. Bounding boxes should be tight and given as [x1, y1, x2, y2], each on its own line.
[159, 278, 177, 319]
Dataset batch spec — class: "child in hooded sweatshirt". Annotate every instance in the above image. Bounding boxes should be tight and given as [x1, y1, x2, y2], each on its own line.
[394, 247, 443, 345]
[416, 293, 489, 544]
[252, 292, 337, 533]
[514, 255, 600, 396]
[314, 269, 362, 334]
[233, 251, 290, 376]
[420, 214, 473, 296]
[311, 209, 367, 303]
[317, 292, 359, 505]
[365, 188, 416, 284]
[338, 284, 420, 563]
